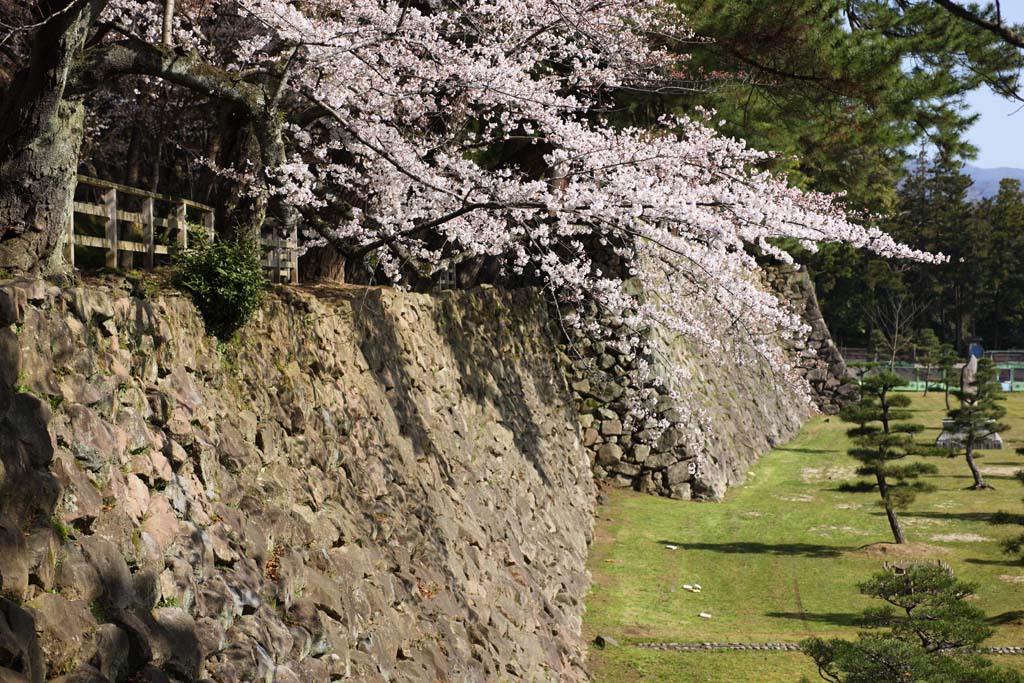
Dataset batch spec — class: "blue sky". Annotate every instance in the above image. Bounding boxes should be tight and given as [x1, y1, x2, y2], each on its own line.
[963, 5, 1024, 168]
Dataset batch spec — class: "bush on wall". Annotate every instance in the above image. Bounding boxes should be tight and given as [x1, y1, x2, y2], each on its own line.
[171, 230, 266, 340]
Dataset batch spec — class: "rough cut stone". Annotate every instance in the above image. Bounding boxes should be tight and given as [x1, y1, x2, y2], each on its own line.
[0, 279, 594, 683]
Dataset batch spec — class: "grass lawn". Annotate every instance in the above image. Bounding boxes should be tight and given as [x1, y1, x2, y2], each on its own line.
[585, 392, 1024, 682]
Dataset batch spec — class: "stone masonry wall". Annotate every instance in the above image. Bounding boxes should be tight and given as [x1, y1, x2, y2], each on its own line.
[567, 265, 852, 501]
[764, 264, 855, 415]
[0, 277, 594, 683]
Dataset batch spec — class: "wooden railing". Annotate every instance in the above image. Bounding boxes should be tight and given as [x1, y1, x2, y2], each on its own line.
[69, 175, 299, 283]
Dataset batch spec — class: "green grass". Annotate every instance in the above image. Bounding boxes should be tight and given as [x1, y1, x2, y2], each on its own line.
[589, 648, 820, 683]
[585, 393, 1024, 682]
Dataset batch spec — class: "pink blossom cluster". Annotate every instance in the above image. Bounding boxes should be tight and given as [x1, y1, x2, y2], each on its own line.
[98, 0, 944, 404]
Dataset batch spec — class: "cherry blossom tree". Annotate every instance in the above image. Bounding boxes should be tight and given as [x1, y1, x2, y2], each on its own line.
[0, 0, 944, 403]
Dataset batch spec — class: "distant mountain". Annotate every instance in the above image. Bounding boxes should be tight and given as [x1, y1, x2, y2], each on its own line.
[964, 164, 1024, 200]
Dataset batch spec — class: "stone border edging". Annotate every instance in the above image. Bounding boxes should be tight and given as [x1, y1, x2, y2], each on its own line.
[633, 642, 1024, 655]
[636, 642, 801, 652]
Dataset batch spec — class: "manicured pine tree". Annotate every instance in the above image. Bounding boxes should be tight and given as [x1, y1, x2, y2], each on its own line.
[916, 328, 942, 396]
[938, 343, 960, 410]
[840, 371, 937, 544]
[802, 563, 1024, 683]
[948, 358, 1009, 490]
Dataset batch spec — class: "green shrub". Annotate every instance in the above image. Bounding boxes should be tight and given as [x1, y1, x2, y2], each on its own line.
[171, 231, 266, 340]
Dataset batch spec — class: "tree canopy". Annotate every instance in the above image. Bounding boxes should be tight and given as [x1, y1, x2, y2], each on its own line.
[0, 0, 949, 413]
[838, 370, 937, 544]
[803, 563, 1024, 683]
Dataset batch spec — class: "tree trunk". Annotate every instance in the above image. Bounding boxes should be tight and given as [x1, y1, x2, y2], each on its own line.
[964, 442, 991, 489]
[300, 244, 346, 284]
[877, 473, 907, 544]
[885, 503, 907, 544]
[125, 124, 143, 186]
[0, 0, 104, 274]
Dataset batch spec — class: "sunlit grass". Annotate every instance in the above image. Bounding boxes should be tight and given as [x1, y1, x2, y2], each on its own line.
[585, 393, 1024, 682]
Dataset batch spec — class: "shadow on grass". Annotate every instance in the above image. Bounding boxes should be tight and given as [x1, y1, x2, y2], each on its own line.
[780, 447, 844, 455]
[988, 610, 1024, 626]
[766, 612, 862, 627]
[657, 541, 847, 558]
[883, 511, 1004, 523]
[942, 474, 1020, 481]
[965, 557, 1022, 567]
[833, 481, 875, 493]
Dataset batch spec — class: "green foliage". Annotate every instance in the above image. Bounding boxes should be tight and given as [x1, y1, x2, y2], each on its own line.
[973, 179, 1024, 348]
[948, 358, 1009, 489]
[171, 231, 266, 341]
[940, 343, 961, 409]
[801, 564, 1023, 683]
[51, 517, 71, 544]
[669, 1, 1020, 208]
[641, 1, 1024, 349]
[812, 148, 1024, 350]
[587, 393, 1024, 682]
[156, 595, 179, 608]
[88, 599, 107, 623]
[839, 371, 938, 543]
[917, 328, 943, 394]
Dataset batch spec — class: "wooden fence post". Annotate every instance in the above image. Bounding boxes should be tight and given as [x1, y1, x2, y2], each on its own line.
[173, 202, 188, 250]
[290, 224, 299, 284]
[142, 198, 155, 269]
[272, 227, 282, 284]
[103, 189, 118, 269]
[203, 210, 215, 241]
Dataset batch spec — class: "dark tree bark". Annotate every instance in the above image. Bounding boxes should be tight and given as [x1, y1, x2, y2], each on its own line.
[964, 442, 992, 489]
[876, 473, 907, 544]
[124, 124, 143, 186]
[75, 40, 299, 244]
[1, 18, 301, 273]
[299, 244, 346, 284]
[0, 0, 106, 274]
[212, 112, 267, 241]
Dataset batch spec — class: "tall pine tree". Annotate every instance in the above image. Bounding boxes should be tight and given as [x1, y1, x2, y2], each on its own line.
[840, 372, 937, 544]
[947, 358, 1008, 490]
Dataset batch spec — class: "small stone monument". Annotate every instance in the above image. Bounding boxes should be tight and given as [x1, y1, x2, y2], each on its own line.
[960, 355, 978, 394]
[934, 355, 1002, 449]
[934, 418, 1003, 449]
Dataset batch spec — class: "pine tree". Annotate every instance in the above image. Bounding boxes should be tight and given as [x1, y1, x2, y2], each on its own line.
[839, 371, 938, 544]
[802, 563, 1024, 683]
[938, 343, 960, 410]
[908, 149, 976, 349]
[947, 358, 1008, 490]
[975, 179, 1024, 347]
[916, 328, 942, 395]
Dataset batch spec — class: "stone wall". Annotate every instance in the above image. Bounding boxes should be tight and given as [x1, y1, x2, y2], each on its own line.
[764, 264, 856, 415]
[0, 277, 594, 683]
[567, 264, 852, 501]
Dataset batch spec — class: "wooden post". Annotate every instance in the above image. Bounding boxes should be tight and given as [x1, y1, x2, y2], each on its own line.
[142, 198, 155, 269]
[272, 227, 282, 284]
[173, 202, 187, 250]
[103, 189, 118, 269]
[203, 210, 215, 241]
[289, 224, 299, 284]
